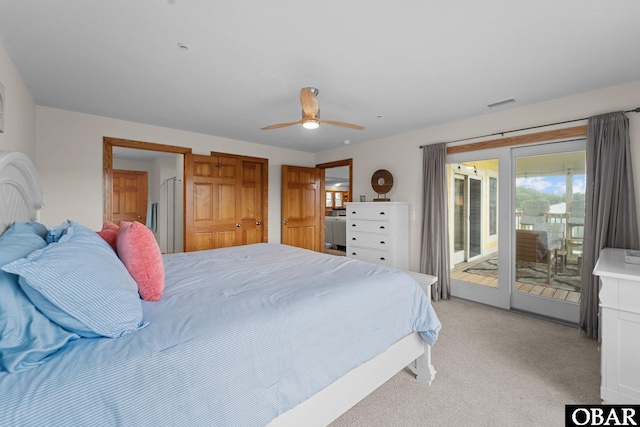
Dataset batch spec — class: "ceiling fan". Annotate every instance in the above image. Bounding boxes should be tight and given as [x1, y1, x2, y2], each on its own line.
[260, 87, 364, 131]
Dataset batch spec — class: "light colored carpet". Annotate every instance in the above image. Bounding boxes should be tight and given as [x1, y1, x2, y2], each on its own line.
[330, 297, 600, 427]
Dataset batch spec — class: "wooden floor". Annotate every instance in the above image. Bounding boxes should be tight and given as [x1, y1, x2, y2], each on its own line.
[451, 254, 581, 303]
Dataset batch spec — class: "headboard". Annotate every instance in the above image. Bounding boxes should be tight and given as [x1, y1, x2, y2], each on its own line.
[0, 151, 44, 234]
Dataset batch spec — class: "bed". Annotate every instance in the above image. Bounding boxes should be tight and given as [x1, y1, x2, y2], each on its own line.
[0, 150, 440, 426]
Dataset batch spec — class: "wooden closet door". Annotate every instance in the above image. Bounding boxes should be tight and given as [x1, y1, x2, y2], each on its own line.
[185, 153, 242, 251]
[240, 159, 266, 245]
[281, 165, 324, 252]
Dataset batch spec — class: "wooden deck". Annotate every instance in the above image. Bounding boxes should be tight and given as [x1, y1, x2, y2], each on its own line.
[451, 255, 581, 303]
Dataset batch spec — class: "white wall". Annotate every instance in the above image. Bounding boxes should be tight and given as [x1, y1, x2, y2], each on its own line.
[8, 23, 639, 261]
[315, 80, 640, 272]
[113, 157, 153, 173]
[35, 106, 314, 241]
[0, 42, 36, 160]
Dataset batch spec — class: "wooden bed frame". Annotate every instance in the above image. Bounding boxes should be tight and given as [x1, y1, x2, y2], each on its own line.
[0, 150, 436, 426]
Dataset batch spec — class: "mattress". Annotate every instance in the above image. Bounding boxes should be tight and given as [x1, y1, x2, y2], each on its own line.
[0, 243, 440, 426]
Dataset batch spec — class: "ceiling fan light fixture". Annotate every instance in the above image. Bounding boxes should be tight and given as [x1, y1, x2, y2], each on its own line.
[302, 119, 319, 130]
[261, 88, 363, 131]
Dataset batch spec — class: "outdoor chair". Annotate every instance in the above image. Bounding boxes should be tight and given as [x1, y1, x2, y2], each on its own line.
[515, 229, 556, 284]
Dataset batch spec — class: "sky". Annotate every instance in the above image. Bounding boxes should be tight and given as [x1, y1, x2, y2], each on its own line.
[516, 175, 586, 195]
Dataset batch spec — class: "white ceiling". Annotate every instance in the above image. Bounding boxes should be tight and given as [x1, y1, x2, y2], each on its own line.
[2, 1, 640, 153]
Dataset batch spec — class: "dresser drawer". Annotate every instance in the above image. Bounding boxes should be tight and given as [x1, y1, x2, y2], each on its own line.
[345, 202, 409, 271]
[347, 247, 393, 267]
[348, 220, 390, 234]
[349, 231, 393, 250]
[347, 206, 390, 220]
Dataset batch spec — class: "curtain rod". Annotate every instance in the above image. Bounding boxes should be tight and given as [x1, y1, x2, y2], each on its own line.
[418, 107, 640, 149]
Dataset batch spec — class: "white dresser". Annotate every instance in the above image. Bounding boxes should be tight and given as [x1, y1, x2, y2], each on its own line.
[345, 202, 409, 270]
[592, 248, 640, 404]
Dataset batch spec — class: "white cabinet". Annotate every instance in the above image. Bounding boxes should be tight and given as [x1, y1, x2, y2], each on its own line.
[593, 248, 640, 404]
[345, 202, 408, 270]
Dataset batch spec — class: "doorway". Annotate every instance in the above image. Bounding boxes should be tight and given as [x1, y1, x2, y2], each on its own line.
[111, 169, 148, 225]
[447, 139, 585, 324]
[451, 171, 484, 264]
[510, 142, 585, 322]
[317, 159, 352, 256]
[103, 137, 191, 253]
[448, 156, 504, 308]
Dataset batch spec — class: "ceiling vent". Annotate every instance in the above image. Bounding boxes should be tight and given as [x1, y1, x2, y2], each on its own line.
[486, 98, 517, 108]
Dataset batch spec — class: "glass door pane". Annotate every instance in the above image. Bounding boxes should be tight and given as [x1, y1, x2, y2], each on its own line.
[452, 174, 466, 265]
[468, 176, 482, 260]
[448, 159, 500, 292]
[511, 143, 585, 323]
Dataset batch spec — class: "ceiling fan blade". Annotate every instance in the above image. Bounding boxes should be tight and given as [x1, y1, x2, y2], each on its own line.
[300, 88, 319, 118]
[320, 119, 365, 130]
[260, 120, 303, 130]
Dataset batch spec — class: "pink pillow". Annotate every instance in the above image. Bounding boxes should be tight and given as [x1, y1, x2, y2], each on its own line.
[97, 221, 119, 251]
[116, 221, 165, 301]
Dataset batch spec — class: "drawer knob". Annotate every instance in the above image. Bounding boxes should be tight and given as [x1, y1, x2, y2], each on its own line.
[380, 241, 385, 244]
[380, 257, 386, 261]
[352, 211, 356, 214]
[380, 226, 385, 229]
[352, 237, 356, 240]
[352, 224, 357, 227]
[352, 252, 357, 256]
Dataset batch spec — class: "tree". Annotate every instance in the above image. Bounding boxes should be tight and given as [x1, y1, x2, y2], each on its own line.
[515, 186, 565, 211]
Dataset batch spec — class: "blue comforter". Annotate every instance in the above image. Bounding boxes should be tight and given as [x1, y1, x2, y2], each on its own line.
[0, 243, 440, 426]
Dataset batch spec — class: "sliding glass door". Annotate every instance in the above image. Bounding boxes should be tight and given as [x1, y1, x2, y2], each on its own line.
[448, 150, 510, 309]
[511, 141, 585, 323]
[451, 173, 484, 265]
[448, 139, 585, 323]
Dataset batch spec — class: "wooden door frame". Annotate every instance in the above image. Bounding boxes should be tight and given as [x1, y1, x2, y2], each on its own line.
[315, 159, 352, 245]
[316, 159, 353, 202]
[103, 137, 192, 225]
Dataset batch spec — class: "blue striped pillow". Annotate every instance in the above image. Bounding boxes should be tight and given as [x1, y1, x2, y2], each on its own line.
[0, 223, 79, 373]
[2, 221, 147, 338]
